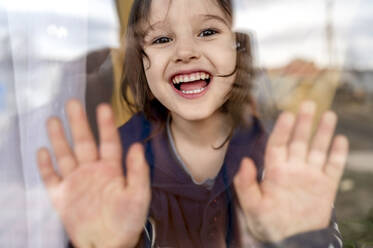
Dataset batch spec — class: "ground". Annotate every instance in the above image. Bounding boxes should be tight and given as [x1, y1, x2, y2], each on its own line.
[333, 94, 373, 247]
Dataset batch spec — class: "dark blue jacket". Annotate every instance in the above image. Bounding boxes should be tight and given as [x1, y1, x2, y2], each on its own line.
[117, 113, 343, 248]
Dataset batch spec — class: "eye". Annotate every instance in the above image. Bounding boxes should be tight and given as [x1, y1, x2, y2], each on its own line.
[152, 36, 172, 44]
[199, 29, 218, 37]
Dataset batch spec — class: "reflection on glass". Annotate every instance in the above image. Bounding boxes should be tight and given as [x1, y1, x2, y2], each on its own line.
[0, 0, 372, 247]
[235, 0, 373, 245]
[0, 1, 119, 247]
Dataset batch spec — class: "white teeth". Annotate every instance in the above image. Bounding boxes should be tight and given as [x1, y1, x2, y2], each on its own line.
[181, 87, 206, 94]
[172, 72, 210, 84]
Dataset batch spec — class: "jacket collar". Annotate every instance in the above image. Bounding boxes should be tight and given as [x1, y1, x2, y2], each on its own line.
[146, 117, 267, 202]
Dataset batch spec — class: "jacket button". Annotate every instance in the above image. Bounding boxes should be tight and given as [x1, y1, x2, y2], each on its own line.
[207, 228, 217, 240]
[208, 216, 218, 225]
[211, 199, 218, 208]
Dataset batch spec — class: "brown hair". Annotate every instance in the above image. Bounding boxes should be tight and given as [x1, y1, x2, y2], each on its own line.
[121, 0, 255, 142]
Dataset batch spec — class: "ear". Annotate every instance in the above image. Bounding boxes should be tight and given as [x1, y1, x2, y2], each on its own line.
[233, 32, 239, 50]
[236, 41, 241, 50]
[143, 56, 151, 70]
[235, 32, 249, 52]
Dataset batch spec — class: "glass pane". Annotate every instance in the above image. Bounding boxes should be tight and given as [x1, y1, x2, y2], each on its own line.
[235, 0, 373, 246]
[1, 0, 372, 247]
[0, 0, 119, 247]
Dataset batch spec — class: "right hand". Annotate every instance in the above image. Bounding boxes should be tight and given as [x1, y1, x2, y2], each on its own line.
[37, 100, 151, 248]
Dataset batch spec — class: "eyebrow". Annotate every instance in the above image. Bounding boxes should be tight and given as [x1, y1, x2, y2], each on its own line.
[143, 21, 168, 37]
[201, 14, 230, 26]
[143, 14, 230, 37]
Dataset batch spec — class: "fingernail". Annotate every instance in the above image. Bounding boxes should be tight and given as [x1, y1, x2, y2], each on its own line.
[336, 135, 349, 148]
[324, 111, 337, 123]
[282, 111, 295, 124]
[301, 101, 316, 114]
[38, 148, 49, 163]
[47, 118, 60, 132]
[67, 99, 82, 115]
[99, 104, 112, 119]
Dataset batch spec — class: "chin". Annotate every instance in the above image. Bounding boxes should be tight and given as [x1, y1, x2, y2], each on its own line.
[171, 107, 219, 122]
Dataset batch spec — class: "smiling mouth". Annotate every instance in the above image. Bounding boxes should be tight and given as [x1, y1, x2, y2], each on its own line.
[171, 71, 211, 95]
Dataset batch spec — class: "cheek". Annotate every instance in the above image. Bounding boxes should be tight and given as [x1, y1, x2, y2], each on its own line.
[205, 39, 237, 71]
[143, 55, 158, 83]
[143, 62, 164, 100]
[221, 41, 237, 67]
[222, 50, 237, 69]
[212, 50, 237, 76]
[143, 50, 167, 77]
[144, 68, 156, 94]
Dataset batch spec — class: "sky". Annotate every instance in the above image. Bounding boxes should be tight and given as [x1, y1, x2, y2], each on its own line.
[1, 0, 372, 68]
[0, 0, 120, 125]
[234, 0, 373, 69]
[0, 0, 119, 61]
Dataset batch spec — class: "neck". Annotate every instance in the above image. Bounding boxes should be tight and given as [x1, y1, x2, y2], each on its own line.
[170, 111, 232, 148]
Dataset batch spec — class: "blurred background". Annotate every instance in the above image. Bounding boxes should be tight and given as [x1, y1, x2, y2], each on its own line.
[0, 0, 372, 247]
[234, 1, 373, 246]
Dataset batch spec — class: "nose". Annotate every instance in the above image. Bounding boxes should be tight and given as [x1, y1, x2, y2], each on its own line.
[173, 39, 201, 63]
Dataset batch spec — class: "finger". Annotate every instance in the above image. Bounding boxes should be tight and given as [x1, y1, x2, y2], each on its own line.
[97, 104, 122, 166]
[37, 148, 62, 188]
[308, 111, 337, 169]
[126, 143, 150, 192]
[66, 99, 98, 164]
[234, 158, 262, 211]
[324, 135, 349, 185]
[288, 101, 316, 162]
[265, 112, 295, 166]
[47, 117, 77, 177]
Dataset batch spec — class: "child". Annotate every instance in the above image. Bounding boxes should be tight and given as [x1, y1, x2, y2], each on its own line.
[37, 0, 349, 247]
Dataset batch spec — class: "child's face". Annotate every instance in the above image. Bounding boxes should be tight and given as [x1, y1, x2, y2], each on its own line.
[142, 0, 237, 122]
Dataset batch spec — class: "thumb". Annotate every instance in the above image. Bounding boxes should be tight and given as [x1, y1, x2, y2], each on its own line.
[234, 157, 262, 211]
[126, 143, 150, 193]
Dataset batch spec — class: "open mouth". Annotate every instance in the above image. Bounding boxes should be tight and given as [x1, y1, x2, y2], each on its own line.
[171, 71, 211, 95]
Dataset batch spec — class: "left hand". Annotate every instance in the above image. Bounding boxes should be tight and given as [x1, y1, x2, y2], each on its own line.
[233, 101, 349, 242]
